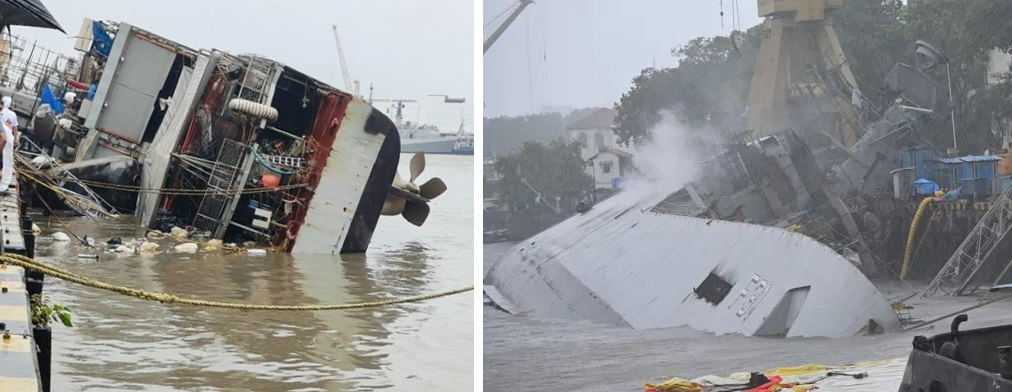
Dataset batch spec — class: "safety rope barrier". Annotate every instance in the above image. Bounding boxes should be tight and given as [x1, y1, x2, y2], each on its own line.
[0, 253, 473, 310]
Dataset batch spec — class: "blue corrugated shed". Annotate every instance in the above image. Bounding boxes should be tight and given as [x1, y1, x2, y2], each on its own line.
[915, 150, 934, 180]
[961, 155, 1002, 163]
[977, 161, 997, 180]
[956, 163, 973, 181]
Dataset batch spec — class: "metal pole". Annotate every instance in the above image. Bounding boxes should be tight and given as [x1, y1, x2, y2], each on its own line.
[947, 63, 957, 151]
[483, 0, 534, 54]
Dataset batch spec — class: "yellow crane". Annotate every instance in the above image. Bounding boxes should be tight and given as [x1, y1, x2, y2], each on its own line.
[484, 0, 864, 148]
[745, 0, 864, 148]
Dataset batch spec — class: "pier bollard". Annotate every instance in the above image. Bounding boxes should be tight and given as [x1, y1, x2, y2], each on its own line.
[34, 324, 52, 392]
[23, 229, 42, 296]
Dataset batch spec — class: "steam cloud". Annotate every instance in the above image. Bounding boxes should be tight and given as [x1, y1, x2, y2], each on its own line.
[624, 110, 711, 194]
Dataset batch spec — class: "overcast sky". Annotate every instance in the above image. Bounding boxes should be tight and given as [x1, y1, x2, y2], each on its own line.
[483, 0, 760, 118]
[12, 0, 473, 102]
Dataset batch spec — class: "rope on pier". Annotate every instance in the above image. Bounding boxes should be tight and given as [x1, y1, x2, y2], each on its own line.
[0, 253, 472, 311]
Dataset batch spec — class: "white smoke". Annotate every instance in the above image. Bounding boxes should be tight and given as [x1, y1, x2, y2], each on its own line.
[624, 110, 712, 194]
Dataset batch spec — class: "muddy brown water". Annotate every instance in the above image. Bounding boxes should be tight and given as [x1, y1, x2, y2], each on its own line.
[483, 241, 1012, 392]
[30, 154, 472, 391]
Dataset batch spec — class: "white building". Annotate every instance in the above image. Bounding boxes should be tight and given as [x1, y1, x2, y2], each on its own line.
[587, 149, 634, 190]
[565, 107, 635, 191]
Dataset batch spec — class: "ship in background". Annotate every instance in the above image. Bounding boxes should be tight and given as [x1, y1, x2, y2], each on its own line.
[372, 95, 473, 155]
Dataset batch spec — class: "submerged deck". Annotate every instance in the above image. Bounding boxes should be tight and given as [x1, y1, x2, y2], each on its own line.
[0, 175, 42, 391]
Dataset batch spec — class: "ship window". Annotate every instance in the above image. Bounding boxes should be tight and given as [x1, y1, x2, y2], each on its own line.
[601, 161, 613, 174]
[694, 272, 733, 305]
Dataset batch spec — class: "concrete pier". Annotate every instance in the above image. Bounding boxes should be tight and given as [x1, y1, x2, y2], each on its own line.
[0, 176, 43, 391]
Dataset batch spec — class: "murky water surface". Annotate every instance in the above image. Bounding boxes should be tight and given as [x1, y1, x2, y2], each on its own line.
[482, 241, 1012, 392]
[32, 154, 472, 391]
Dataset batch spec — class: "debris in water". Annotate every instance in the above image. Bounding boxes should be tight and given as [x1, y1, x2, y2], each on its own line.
[203, 239, 224, 252]
[78, 254, 99, 259]
[52, 232, 70, 242]
[247, 249, 267, 256]
[112, 245, 132, 253]
[80, 235, 94, 247]
[138, 242, 159, 253]
[173, 243, 198, 254]
[169, 227, 188, 240]
[146, 231, 164, 240]
[31, 223, 40, 235]
[107, 237, 122, 245]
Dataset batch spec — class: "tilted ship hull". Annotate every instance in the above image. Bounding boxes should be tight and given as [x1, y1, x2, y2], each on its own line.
[484, 185, 902, 338]
[18, 20, 443, 254]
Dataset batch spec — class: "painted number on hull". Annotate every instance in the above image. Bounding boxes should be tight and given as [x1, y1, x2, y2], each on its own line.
[727, 274, 772, 320]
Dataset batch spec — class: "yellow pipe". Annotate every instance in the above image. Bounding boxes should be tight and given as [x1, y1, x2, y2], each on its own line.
[901, 197, 934, 280]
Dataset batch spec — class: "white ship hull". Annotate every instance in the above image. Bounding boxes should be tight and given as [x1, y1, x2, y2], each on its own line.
[484, 185, 902, 338]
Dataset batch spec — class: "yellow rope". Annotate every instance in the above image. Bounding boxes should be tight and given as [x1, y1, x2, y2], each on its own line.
[901, 197, 933, 280]
[0, 253, 472, 311]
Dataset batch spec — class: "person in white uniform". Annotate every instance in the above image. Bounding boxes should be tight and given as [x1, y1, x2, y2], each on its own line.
[0, 120, 14, 194]
[0, 96, 18, 145]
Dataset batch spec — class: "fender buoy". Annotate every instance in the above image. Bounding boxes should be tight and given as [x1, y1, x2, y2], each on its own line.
[286, 220, 301, 240]
[227, 98, 279, 122]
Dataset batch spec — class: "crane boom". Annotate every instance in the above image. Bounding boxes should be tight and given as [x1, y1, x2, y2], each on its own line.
[483, 0, 534, 55]
[331, 24, 359, 96]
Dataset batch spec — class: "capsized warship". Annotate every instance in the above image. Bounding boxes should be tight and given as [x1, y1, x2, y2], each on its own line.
[483, 128, 907, 338]
[13, 19, 448, 254]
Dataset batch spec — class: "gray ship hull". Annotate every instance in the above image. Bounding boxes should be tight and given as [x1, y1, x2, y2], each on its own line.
[483, 184, 902, 339]
[400, 138, 457, 154]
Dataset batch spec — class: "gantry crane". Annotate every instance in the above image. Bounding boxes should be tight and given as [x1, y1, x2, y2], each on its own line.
[331, 24, 360, 97]
[745, 0, 864, 148]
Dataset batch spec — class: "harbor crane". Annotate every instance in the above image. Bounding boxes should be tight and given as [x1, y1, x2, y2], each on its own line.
[483, 0, 533, 54]
[331, 24, 360, 97]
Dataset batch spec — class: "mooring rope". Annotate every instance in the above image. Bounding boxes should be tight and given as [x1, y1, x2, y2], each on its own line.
[0, 253, 472, 311]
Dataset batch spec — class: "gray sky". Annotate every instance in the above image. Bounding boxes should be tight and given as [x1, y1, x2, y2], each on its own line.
[483, 0, 760, 118]
[13, 0, 474, 102]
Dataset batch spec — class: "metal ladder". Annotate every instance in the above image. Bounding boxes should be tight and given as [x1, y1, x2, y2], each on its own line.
[191, 139, 247, 236]
[236, 55, 275, 105]
[922, 183, 1012, 296]
[258, 154, 304, 169]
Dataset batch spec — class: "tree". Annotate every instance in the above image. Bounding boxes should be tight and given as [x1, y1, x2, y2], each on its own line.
[612, 25, 762, 146]
[492, 139, 592, 213]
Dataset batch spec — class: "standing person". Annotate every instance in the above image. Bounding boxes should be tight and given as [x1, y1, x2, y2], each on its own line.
[0, 120, 13, 195]
[0, 96, 17, 146]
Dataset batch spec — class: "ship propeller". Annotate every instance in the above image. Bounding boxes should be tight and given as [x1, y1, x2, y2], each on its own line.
[381, 152, 447, 226]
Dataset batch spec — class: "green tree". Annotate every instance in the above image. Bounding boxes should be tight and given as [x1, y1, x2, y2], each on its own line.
[492, 139, 592, 212]
[613, 26, 762, 146]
